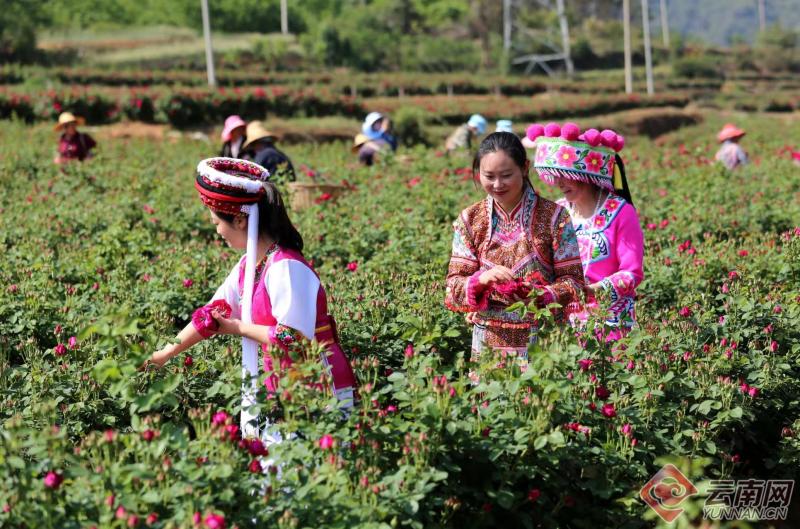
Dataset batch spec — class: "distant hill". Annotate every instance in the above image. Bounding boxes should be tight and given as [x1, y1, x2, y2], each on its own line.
[653, 0, 799, 45]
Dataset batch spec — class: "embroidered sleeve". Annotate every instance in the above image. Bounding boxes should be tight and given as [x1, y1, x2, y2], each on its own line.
[265, 259, 320, 340]
[546, 208, 585, 317]
[445, 214, 489, 312]
[600, 204, 644, 299]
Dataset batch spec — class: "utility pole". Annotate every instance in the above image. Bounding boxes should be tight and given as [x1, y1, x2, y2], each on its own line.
[281, 0, 288, 35]
[201, 0, 216, 87]
[757, 0, 766, 32]
[503, 0, 512, 52]
[642, 0, 654, 95]
[623, 0, 632, 93]
[555, 0, 573, 76]
[659, 0, 670, 48]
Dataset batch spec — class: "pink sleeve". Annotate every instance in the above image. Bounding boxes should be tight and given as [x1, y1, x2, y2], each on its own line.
[601, 204, 644, 297]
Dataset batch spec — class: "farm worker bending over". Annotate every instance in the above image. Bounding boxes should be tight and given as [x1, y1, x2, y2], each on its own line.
[54, 112, 96, 165]
[446, 113, 487, 151]
[219, 115, 247, 159]
[147, 158, 356, 440]
[352, 133, 389, 166]
[445, 132, 584, 364]
[241, 121, 296, 181]
[714, 124, 748, 171]
[528, 122, 644, 331]
[361, 112, 398, 151]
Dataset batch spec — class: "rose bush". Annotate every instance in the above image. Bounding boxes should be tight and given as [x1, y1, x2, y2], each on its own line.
[0, 114, 799, 527]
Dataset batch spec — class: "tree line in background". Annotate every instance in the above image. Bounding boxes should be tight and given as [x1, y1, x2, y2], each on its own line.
[1, 0, 798, 74]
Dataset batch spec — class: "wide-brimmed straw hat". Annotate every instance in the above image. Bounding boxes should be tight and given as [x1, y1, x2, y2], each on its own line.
[54, 112, 85, 131]
[717, 124, 746, 143]
[221, 115, 247, 142]
[351, 133, 369, 153]
[242, 121, 278, 150]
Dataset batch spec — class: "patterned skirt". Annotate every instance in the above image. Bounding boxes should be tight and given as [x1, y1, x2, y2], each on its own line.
[470, 321, 538, 364]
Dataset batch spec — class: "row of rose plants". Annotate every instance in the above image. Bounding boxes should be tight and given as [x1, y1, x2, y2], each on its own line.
[0, 86, 363, 128]
[0, 87, 698, 129]
[1, 64, 724, 96]
[1, 115, 799, 527]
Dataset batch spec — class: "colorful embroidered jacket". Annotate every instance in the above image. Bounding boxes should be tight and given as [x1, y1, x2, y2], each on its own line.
[445, 186, 584, 356]
[558, 194, 644, 327]
[210, 246, 356, 400]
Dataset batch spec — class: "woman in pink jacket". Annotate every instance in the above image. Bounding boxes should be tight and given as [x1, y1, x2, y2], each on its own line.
[526, 122, 644, 329]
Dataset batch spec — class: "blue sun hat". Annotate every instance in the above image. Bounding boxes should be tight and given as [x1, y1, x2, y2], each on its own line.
[495, 119, 513, 133]
[467, 114, 487, 135]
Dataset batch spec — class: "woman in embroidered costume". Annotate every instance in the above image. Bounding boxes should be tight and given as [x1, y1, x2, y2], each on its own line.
[527, 122, 644, 329]
[148, 158, 356, 438]
[445, 132, 584, 362]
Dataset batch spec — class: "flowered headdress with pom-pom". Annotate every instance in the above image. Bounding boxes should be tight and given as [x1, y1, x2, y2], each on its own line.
[196, 157, 271, 437]
[526, 121, 625, 192]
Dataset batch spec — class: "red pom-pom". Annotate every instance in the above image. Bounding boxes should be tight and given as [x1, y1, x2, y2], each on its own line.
[614, 134, 625, 152]
[526, 123, 544, 141]
[600, 129, 617, 147]
[583, 129, 601, 146]
[561, 122, 580, 141]
[544, 122, 561, 138]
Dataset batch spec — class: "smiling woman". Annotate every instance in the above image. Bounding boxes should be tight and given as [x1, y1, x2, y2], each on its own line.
[445, 132, 585, 363]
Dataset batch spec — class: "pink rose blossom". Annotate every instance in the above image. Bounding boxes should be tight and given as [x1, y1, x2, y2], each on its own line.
[146, 513, 158, 525]
[738, 249, 749, 257]
[528, 488, 541, 502]
[678, 306, 692, 318]
[54, 343, 67, 356]
[7, 284, 18, 293]
[621, 423, 632, 436]
[142, 430, 156, 442]
[346, 261, 358, 272]
[106, 494, 115, 507]
[595, 386, 610, 400]
[43, 471, 63, 489]
[183, 278, 194, 288]
[211, 410, 230, 427]
[127, 515, 139, 528]
[404, 343, 415, 359]
[204, 513, 226, 529]
[68, 336, 77, 349]
[577, 358, 593, 371]
[248, 459, 262, 473]
[115, 506, 127, 519]
[601, 403, 616, 418]
[246, 438, 268, 457]
[748, 387, 759, 398]
[770, 341, 779, 352]
[318, 434, 334, 450]
[184, 355, 193, 367]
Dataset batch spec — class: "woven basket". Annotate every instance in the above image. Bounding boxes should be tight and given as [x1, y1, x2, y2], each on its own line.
[287, 182, 348, 211]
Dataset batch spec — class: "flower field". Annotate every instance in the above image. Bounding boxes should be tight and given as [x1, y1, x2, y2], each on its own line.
[1, 113, 800, 528]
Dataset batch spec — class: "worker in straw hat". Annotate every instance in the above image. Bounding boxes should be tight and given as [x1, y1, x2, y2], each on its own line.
[53, 112, 96, 165]
[714, 124, 748, 171]
[352, 132, 390, 167]
[241, 121, 296, 181]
